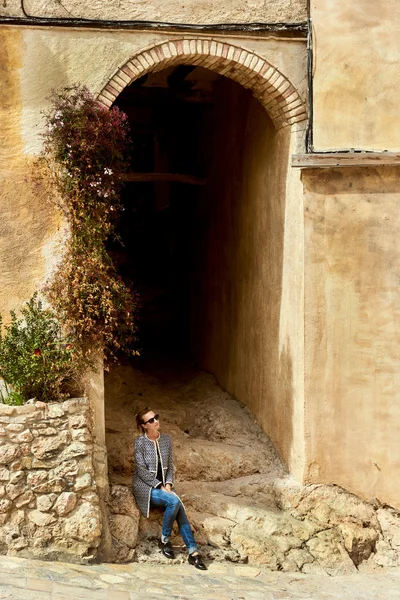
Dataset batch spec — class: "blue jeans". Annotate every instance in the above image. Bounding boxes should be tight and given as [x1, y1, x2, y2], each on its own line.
[150, 488, 198, 554]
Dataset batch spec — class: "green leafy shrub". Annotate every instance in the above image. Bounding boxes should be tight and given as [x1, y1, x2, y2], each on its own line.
[0, 294, 85, 404]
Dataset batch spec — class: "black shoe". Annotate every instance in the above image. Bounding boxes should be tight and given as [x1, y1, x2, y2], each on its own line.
[158, 539, 174, 559]
[188, 553, 207, 570]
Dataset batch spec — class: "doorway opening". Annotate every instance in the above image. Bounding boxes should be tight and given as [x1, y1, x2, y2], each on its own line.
[105, 63, 293, 485]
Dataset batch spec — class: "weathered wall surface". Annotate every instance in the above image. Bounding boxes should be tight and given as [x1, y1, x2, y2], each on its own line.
[303, 167, 400, 509]
[1, 0, 307, 25]
[190, 78, 305, 477]
[18, 28, 307, 155]
[0, 398, 102, 562]
[0, 28, 65, 319]
[312, 0, 400, 151]
[0, 24, 306, 313]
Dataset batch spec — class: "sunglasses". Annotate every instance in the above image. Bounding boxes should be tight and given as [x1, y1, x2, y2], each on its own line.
[142, 413, 159, 425]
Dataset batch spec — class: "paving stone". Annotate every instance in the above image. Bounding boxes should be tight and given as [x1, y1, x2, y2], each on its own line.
[26, 578, 53, 591]
[0, 555, 399, 600]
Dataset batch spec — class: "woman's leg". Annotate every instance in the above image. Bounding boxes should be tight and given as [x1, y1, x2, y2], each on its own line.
[150, 488, 181, 541]
[175, 503, 198, 555]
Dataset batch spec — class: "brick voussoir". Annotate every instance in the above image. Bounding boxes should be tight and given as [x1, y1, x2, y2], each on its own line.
[108, 79, 124, 93]
[115, 71, 131, 86]
[283, 99, 305, 114]
[98, 89, 115, 104]
[97, 95, 113, 108]
[160, 43, 172, 59]
[104, 84, 118, 99]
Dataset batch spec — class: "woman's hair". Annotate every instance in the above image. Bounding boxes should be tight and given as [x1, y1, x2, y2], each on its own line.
[136, 407, 152, 433]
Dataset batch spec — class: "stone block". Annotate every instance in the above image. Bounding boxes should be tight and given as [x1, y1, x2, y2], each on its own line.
[27, 470, 48, 487]
[37, 494, 55, 512]
[0, 499, 12, 513]
[10, 457, 32, 471]
[0, 444, 21, 464]
[15, 405, 37, 415]
[60, 442, 89, 460]
[46, 404, 65, 418]
[9, 471, 24, 484]
[6, 482, 25, 500]
[63, 502, 101, 544]
[0, 468, 10, 481]
[53, 492, 77, 516]
[32, 478, 66, 493]
[109, 485, 139, 520]
[28, 510, 56, 527]
[74, 473, 92, 491]
[40, 428, 58, 436]
[306, 529, 357, 575]
[69, 414, 89, 429]
[109, 514, 138, 549]
[5, 424, 25, 433]
[52, 459, 79, 481]
[31, 435, 66, 460]
[15, 490, 34, 508]
[71, 428, 91, 442]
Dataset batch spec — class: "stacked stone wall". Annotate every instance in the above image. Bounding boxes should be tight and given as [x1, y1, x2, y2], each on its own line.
[0, 398, 102, 563]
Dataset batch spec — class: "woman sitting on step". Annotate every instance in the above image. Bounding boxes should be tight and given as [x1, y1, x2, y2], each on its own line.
[133, 407, 207, 570]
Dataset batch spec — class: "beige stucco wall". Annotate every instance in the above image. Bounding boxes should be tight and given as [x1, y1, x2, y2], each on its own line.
[190, 79, 305, 477]
[0, 23, 306, 474]
[0, 29, 65, 317]
[312, 0, 400, 151]
[18, 27, 307, 156]
[1, 0, 307, 25]
[0, 24, 306, 316]
[303, 167, 400, 509]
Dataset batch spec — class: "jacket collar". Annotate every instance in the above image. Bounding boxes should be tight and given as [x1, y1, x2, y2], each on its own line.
[145, 432, 160, 442]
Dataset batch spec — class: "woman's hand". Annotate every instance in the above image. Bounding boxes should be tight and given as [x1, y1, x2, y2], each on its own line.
[161, 484, 173, 493]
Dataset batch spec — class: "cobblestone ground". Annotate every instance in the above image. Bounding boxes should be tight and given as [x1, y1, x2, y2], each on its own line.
[0, 556, 399, 600]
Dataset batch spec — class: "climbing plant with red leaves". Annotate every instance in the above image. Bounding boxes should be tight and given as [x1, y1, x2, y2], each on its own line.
[40, 85, 138, 362]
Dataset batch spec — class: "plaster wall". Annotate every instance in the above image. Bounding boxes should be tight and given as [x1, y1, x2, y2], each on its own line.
[0, 24, 306, 319]
[303, 167, 400, 509]
[17, 27, 307, 156]
[0, 23, 306, 482]
[0, 28, 65, 319]
[1, 0, 307, 25]
[312, 0, 400, 151]
[190, 79, 305, 477]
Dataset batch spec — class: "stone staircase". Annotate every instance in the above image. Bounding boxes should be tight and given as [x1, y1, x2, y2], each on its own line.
[104, 358, 400, 574]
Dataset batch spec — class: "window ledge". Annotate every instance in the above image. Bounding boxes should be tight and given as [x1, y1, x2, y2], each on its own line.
[292, 152, 400, 168]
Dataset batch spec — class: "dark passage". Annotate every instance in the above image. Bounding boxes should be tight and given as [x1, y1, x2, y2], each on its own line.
[107, 66, 218, 354]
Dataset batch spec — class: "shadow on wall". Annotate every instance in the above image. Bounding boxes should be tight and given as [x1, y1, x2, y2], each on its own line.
[275, 339, 294, 465]
[188, 76, 294, 467]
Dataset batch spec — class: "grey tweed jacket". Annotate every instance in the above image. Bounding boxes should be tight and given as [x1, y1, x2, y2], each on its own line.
[132, 433, 174, 518]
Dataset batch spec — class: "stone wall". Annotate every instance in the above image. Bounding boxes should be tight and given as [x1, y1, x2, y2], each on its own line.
[1, 0, 308, 25]
[0, 398, 102, 562]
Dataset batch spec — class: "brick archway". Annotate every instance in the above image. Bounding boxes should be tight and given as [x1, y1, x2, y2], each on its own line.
[98, 38, 306, 130]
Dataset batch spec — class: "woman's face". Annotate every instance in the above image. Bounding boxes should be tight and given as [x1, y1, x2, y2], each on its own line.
[141, 410, 160, 435]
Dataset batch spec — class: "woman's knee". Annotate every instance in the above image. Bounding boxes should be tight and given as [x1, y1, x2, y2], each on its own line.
[166, 494, 181, 509]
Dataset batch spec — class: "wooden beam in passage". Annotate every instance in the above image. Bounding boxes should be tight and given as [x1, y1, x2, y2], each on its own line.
[292, 152, 400, 168]
[122, 172, 207, 185]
